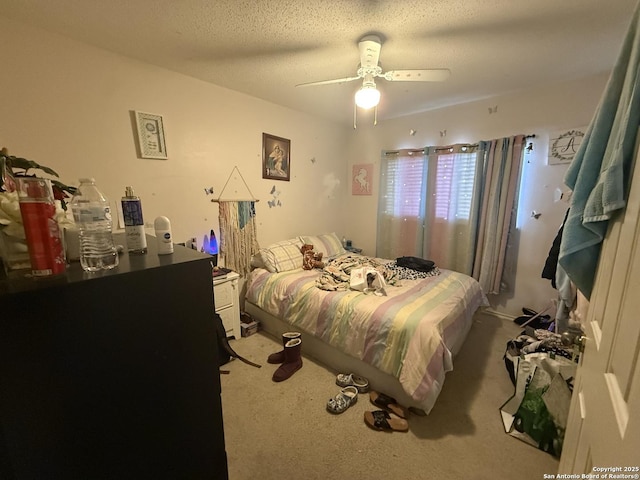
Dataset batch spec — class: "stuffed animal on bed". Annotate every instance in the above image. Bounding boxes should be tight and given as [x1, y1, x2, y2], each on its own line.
[300, 244, 325, 270]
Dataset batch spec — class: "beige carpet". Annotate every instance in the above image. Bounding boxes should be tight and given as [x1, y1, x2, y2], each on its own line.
[220, 312, 559, 480]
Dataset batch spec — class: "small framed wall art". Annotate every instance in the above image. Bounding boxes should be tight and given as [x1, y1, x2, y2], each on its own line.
[352, 163, 373, 195]
[262, 133, 290, 181]
[135, 111, 168, 159]
[548, 127, 587, 165]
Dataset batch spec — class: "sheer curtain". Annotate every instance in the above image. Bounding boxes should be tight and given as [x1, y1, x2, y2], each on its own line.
[422, 144, 483, 274]
[376, 149, 427, 259]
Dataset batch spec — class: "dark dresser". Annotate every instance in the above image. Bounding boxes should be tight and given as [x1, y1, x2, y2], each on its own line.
[0, 236, 228, 479]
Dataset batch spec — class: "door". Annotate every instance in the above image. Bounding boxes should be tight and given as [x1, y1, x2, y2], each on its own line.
[559, 145, 640, 472]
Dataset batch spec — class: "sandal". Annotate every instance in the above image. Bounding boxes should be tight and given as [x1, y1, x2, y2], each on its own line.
[326, 386, 358, 414]
[364, 410, 409, 432]
[335, 373, 369, 393]
[369, 391, 406, 418]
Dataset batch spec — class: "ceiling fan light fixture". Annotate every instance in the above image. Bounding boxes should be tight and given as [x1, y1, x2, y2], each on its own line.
[355, 84, 380, 109]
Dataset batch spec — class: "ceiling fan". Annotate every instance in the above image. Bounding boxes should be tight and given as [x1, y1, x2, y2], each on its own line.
[296, 34, 450, 119]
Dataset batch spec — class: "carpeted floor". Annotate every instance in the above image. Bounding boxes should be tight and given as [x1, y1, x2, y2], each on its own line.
[220, 311, 559, 480]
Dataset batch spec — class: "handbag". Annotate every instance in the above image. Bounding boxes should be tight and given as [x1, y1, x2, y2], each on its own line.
[396, 256, 435, 272]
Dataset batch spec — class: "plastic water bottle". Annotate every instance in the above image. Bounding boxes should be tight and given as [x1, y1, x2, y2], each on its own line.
[70, 178, 119, 272]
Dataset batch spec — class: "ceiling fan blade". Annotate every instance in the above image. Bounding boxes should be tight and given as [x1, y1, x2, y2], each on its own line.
[295, 75, 361, 87]
[383, 69, 451, 82]
[358, 35, 381, 69]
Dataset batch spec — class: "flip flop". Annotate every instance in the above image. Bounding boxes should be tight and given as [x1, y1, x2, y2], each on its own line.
[370, 391, 406, 418]
[364, 410, 409, 432]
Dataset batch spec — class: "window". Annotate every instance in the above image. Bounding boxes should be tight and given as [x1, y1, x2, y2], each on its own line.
[433, 152, 478, 221]
[379, 154, 426, 218]
[377, 136, 525, 288]
[377, 145, 481, 269]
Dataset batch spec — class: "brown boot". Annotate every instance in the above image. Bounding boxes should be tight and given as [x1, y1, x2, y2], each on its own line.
[267, 332, 301, 364]
[272, 338, 302, 382]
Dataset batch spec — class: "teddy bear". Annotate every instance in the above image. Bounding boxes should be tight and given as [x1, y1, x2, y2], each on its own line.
[300, 244, 325, 270]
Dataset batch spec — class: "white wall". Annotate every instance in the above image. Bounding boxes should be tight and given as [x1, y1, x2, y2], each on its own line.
[344, 75, 608, 317]
[0, 17, 349, 251]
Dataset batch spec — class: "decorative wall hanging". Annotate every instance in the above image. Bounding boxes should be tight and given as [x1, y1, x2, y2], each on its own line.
[548, 127, 587, 165]
[134, 111, 168, 159]
[262, 133, 290, 181]
[212, 167, 260, 276]
[218, 201, 260, 277]
[352, 163, 373, 195]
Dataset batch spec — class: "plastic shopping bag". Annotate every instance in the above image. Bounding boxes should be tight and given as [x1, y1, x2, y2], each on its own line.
[349, 267, 387, 296]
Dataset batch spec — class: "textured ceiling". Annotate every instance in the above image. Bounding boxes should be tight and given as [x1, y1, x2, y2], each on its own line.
[0, 0, 636, 124]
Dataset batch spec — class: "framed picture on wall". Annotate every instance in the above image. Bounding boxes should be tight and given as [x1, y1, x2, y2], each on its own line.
[135, 111, 168, 160]
[262, 133, 290, 181]
[352, 163, 373, 195]
[548, 127, 587, 165]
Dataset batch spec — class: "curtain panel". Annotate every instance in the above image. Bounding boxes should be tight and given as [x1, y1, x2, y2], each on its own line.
[472, 135, 526, 294]
[376, 149, 427, 259]
[422, 144, 483, 275]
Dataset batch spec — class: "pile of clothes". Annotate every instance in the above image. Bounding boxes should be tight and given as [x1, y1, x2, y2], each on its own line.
[315, 254, 440, 292]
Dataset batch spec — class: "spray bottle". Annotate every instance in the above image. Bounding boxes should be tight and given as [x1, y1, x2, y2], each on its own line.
[121, 186, 147, 254]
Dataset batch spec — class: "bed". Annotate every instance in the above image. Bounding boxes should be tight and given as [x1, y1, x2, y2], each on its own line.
[244, 233, 488, 414]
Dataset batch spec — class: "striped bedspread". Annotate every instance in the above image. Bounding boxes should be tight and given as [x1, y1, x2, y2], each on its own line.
[245, 263, 487, 406]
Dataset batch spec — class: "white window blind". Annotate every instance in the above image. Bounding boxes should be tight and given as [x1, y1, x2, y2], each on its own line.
[380, 155, 426, 218]
[433, 152, 478, 220]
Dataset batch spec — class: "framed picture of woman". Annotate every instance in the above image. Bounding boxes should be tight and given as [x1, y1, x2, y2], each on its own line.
[262, 133, 290, 181]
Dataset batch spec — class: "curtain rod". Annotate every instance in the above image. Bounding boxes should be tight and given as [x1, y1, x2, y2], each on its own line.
[385, 134, 536, 156]
[384, 148, 424, 155]
[431, 143, 480, 153]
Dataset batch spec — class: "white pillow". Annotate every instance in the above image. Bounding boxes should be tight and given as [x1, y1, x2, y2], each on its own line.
[299, 232, 346, 259]
[261, 238, 303, 273]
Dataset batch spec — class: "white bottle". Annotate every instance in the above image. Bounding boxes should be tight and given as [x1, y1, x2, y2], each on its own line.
[70, 178, 119, 272]
[154, 216, 174, 255]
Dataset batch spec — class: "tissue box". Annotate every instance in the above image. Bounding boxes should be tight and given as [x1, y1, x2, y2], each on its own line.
[241, 320, 259, 337]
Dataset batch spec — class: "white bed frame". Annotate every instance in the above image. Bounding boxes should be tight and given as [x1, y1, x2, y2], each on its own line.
[244, 300, 473, 412]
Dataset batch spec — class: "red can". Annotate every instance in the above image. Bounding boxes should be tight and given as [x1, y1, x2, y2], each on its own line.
[17, 178, 66, 276]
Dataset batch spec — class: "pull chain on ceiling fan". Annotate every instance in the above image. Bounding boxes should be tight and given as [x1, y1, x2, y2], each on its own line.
[296, 34, 450, 124]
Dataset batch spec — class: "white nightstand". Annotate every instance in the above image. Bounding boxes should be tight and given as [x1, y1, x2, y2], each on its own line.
[213, 271, 241, 339]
